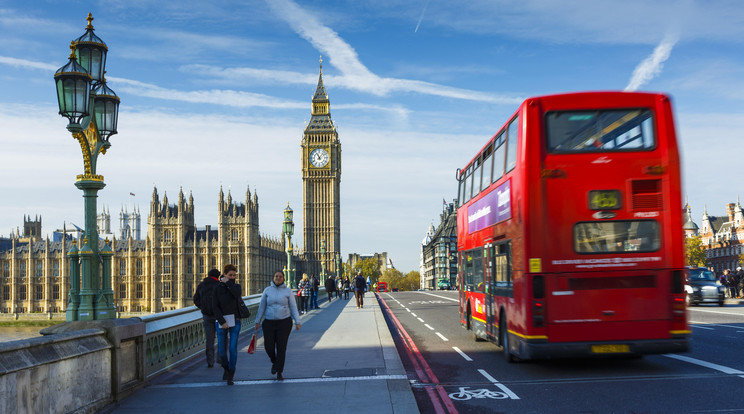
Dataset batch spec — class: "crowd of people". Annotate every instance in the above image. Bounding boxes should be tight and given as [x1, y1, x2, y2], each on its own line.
[719, 267, 744, 298]
[193, 266, 370, 385]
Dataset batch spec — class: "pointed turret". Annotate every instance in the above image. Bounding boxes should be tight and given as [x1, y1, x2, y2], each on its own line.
[305, 56, 335, 133]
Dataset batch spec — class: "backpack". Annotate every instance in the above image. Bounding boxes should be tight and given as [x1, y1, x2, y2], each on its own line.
[355, 276, 366, 289]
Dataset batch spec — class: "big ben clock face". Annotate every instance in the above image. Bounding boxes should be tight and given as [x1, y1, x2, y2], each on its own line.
[310, 148, 329, 168]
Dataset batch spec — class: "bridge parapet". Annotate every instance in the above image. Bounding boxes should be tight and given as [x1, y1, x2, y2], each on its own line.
[140, 293, 262, 378]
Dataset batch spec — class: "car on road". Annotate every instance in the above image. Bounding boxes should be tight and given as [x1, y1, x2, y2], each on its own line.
[685, 267, 725, 306]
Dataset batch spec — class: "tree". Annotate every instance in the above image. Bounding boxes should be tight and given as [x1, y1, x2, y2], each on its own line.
[402, 271, 421, 291]
[379, 268, 405, 290]
[685, 235, 707, 267]
[353, 258, 382, 286]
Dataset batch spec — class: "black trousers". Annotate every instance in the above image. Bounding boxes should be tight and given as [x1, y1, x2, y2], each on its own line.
[262, 317, 293, 374]
[202, 316, 217, 365]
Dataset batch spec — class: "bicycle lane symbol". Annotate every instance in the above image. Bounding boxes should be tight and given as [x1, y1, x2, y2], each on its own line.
[448, 387, 512, 401]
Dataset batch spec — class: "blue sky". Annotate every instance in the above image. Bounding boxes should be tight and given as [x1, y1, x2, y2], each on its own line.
[1, 0, 743, 272]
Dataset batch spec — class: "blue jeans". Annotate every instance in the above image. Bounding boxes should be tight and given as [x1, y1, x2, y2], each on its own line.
[311, 290, 319, 308]
[217, 319, 241, 371]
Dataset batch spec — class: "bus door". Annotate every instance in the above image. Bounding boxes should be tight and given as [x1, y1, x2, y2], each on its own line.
[485, 244, 497, 339]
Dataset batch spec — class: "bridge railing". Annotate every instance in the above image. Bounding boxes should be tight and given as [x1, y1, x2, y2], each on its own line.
[140, 293, 262, 379]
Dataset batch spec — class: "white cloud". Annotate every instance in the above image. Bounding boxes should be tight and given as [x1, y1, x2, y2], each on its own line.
[625, 33, 678, 91]
[263, 0, 522, 104]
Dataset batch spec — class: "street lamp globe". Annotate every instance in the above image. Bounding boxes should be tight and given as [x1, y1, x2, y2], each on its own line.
[74, 13, 108, 85]
[283, 203, 294, 237]
[54, 41, 91, 127]
[92, 78, 120, 141]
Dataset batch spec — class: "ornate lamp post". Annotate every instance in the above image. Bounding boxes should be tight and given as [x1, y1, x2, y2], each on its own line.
[320, 239, 327, 278]
[54, 13, 120, 321]
[336, 252, 342, 278]
[282, 203, 296, 288]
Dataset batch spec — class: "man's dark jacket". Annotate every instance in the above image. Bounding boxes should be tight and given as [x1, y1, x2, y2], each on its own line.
[193, 276, 219, 318]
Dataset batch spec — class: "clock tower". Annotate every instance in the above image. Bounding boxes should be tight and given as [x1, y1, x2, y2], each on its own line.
[302, 57, 341, 277]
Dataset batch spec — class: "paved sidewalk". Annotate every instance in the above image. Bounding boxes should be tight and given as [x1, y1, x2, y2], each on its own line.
[103, 292, 419, 414]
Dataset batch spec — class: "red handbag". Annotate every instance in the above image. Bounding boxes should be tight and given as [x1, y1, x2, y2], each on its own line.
[247, 333, 256, 354]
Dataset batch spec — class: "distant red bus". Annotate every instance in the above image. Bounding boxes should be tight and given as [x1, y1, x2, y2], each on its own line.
[457, 92, 689, 361]
[377, 282, 388, 293]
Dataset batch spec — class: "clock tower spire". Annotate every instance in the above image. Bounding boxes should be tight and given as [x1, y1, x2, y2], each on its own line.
[302, 56, 341, 278]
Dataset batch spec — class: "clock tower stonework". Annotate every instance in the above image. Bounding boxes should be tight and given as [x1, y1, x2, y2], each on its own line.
[302, 58, 341, 277]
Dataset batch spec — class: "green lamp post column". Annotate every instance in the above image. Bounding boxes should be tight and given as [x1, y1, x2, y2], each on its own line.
[54, 13, 120, 321]
[282, 203, 296, 289]
[335, 252, 342, 278]
[320, 239, 326, 278]
[65, 240, 80, 321]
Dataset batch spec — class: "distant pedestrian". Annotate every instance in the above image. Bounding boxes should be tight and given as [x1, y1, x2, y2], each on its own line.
[255, 270, 302, 381]
[335, 275, 342, 298]
[298, 273, 311, 314]
[738, 267, 744, 298]
[354, 271, 366, 308]
[213, 264, 242, 385]
[311, 274, 320, 309]
[343, 276, 350, 300]
[733, 267, 743, 298]
[193, 268, 221, 368]
[325, 274, 336, 302]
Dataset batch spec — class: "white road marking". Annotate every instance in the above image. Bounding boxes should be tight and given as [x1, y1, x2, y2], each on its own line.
[478, 369, 520, 400]
[435, 332, 449, 341]
[417, 291, 459, 302]
[691, 322, 744, 330]
[688, 308, 744, 316]
[452, 346, 472, 361]
[663, 354, 744, 375]
[424, 324, 435, 330]
[150, 374, 409, 388]
[406, 308, 411, 312]
[690, 325, 714, 330]
[411, 312, 417, 317]
[417, 317, 425, 323]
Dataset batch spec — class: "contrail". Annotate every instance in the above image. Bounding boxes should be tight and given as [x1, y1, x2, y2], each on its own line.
[624, 32, 678, 91]
[414, 0, 430, 33]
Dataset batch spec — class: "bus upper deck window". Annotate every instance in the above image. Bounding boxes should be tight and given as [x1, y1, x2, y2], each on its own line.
[546, 109, 655, 153]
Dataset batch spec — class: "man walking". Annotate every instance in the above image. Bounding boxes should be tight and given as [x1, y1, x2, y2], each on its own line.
[354, 271, 366, 309]
[311, 274, 320, 309]
[325, 274, 336, 302]
[193, 268, 221, 368]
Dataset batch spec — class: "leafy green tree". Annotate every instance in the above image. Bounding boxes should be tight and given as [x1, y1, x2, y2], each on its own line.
[401, 271, 421, 291]
[353, 258, 382, 287]
[685, 235, 707, 267]
[379, 268, 404, 290]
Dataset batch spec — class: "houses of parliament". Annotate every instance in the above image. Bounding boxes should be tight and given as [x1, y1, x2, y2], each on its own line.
[0, 61, 341, 315]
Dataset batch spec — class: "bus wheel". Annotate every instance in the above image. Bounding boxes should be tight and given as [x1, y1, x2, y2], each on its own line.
[500, 316, 515, 363]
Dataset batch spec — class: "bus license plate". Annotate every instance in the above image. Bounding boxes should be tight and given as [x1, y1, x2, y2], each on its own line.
[591, 344, 629, 354]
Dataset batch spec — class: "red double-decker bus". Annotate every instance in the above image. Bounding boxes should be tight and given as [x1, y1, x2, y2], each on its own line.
[457, 91, 689, 361]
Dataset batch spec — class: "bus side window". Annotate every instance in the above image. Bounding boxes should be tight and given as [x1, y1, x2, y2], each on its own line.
[493, 241, 513, 297]
[473, 249, 484, 292]
[506, 116, 519, 172]
[493, 133, 506, 182]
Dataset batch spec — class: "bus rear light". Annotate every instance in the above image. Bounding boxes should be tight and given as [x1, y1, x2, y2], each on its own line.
[533, 300, 545, 327]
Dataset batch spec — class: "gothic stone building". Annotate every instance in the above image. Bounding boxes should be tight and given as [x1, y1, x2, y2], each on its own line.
[684, 200, 744, 273]
[0, 187, 288, 314]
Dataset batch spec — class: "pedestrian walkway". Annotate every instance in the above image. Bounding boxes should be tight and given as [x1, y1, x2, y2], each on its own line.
[102, 292, 418, 414]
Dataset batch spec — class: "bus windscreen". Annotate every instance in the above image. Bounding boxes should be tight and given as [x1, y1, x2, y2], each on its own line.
[546, 109, 655, 153]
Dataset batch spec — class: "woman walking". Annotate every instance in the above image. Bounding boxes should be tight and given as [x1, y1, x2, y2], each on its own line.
[342, 276, 351, 300]
[213, 264, 242, 385]
[255, 271, 302, 381]
[298, 273, 311, 314]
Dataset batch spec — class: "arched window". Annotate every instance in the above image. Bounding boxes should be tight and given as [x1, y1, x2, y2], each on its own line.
[164, 230, 172, 243]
